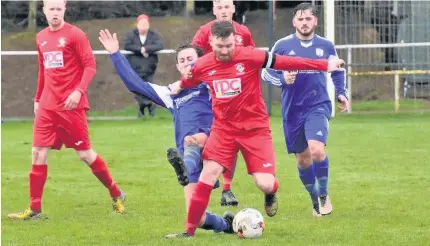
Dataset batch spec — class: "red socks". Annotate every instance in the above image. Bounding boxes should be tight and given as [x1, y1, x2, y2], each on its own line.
[90, 155, 121, 198]
[222, 171, 233, 191]
[186, 182, 214, 236]
[272, 178, 279, 194]
[29, 164, 48, 212]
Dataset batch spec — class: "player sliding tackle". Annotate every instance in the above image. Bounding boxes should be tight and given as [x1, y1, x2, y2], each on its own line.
[261, 2, 350, 216]
[165, 21, 344, 238]
[98, 29, 235, 235]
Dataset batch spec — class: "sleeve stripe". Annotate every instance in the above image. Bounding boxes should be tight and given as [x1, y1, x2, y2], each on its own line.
[261, 69, 282, 86]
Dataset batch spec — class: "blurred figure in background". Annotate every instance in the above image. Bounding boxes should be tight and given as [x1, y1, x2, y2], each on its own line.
[124, 14, 164, 117]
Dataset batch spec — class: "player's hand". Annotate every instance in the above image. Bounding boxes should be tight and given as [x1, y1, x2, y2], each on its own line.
[283, 71, 297, 84]
[98, 29, 119, 54]
[181, 65, 193, 80]
[169, 80, 183, 95]
[64, 90, 82, 110]
[34, 102, 39, 115]
[327, 58, 345, 72]
[337, 95, 350, 113]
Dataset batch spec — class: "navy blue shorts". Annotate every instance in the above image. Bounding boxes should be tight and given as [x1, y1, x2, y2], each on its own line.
[284, 103, 332, 154]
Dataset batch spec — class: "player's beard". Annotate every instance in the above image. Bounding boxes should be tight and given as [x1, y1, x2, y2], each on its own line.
[216, 52, 232, 62]
[297, 25, 316, 37]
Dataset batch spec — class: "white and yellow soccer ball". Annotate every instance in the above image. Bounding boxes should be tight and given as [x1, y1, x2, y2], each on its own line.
[233, 208, 265, 239]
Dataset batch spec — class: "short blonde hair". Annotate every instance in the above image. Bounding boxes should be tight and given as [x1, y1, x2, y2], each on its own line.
[43, 0, 67, 6]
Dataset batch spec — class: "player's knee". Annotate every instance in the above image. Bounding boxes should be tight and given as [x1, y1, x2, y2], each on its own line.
[199, 160, 224, 185]
[253, 173, 276, 194]
[309, 147, 326, 162]
[76, 149, 97, 165]
[184, 136, 198, 146]
[32, 147, 49, 164]
[296, 148, 312, 168]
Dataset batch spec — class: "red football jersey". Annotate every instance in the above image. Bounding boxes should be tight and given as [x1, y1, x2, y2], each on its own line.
[180, 47, 328, 131]
[35, 22, 96, 111]
[192, 20, 255, 54]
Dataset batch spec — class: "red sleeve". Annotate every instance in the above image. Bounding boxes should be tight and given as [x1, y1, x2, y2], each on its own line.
[248, 47, 328, 71]
[35, 41, 44, 102]
[192, 26, 209, 53]
[272, 54, 328, 71]
[179, 60, 204, 89]
[73, 28, 96, 94]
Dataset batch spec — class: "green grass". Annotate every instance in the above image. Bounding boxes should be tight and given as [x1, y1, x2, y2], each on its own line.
[2, 111, 430, 246]
[85, 100, 430, 119]
[351, 99, 429, 112]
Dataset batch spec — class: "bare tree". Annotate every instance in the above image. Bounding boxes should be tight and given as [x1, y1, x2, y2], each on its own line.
[27, 0, 37, 31]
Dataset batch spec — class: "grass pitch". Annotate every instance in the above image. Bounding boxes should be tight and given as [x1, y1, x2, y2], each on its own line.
[2, 107, 430, 246]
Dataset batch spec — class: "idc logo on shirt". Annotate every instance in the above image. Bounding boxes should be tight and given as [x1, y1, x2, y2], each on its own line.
[213, 78, 242, 98]
[43, 51, 64, 69]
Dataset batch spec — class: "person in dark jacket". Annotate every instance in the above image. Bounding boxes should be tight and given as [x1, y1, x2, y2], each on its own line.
[124, 14, 164, 117]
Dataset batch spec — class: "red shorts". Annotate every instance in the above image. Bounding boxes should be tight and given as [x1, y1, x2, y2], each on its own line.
[33, 108, 91, 151]
[202, 128, 276, 175]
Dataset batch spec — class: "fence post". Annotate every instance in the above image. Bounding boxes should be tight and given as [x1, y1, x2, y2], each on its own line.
[394, 73, 400, 113]
[347, 47, 352, 114]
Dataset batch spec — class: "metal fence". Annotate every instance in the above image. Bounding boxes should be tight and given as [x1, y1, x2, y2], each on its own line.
[334, 0, 430, 113]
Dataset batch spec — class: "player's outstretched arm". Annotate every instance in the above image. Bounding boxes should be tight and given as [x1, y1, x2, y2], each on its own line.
[99, 29, 173, 109]
[251, 47, 343, 73]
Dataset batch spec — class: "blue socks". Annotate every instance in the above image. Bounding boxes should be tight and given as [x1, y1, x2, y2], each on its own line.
[183, 143, 202, 184]
[298, 165, 319, 204]
[201, 211, 228, 232]
[313, 156, 329, 196]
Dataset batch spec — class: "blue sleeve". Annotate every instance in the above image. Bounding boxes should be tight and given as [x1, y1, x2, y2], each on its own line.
[109, 51, 174, 109]
[260, 39, 288, 88]
[326, 43, 348, 100]
[261, 68, 287, 88]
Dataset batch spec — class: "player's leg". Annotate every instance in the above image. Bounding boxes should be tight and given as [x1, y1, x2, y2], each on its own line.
[165, 130, 237, 238]
[167, 132, 232, 234]
[59, 109, 125, 214]
[237, 128, 279, 217]
[184, 183, 233, 234]
[183, 131, 238, 207]
[8, 109, 57, 220]
[220, 155, 239, 207]
[167, 132, 215, 187]
[304, 104, 332, 215]
[287, 122, 321, 217]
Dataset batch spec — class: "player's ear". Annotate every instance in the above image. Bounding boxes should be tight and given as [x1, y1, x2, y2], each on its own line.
[292, 19, 296, 28]
[176, 63, 181, 72]
[315, 17, 318, 26]
[209, 34, 213, 47]
[232, 4, 236, 14]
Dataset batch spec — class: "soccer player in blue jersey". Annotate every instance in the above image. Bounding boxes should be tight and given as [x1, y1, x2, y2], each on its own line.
[261, 3, 350, 216]
[98, 29, 234, 234]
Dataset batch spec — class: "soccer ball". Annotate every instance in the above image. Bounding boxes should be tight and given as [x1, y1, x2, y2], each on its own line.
[232, 208, 265, 239]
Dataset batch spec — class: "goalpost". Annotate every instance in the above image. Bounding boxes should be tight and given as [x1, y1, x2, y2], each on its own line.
[324, 0, 337, 117]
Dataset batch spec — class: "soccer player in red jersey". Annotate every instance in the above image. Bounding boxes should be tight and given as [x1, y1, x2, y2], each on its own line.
[7, 0, 125, 220]
[165, 21, 344, 238]
[191, 0, 255, 207]
[193, 0, 255, 54]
